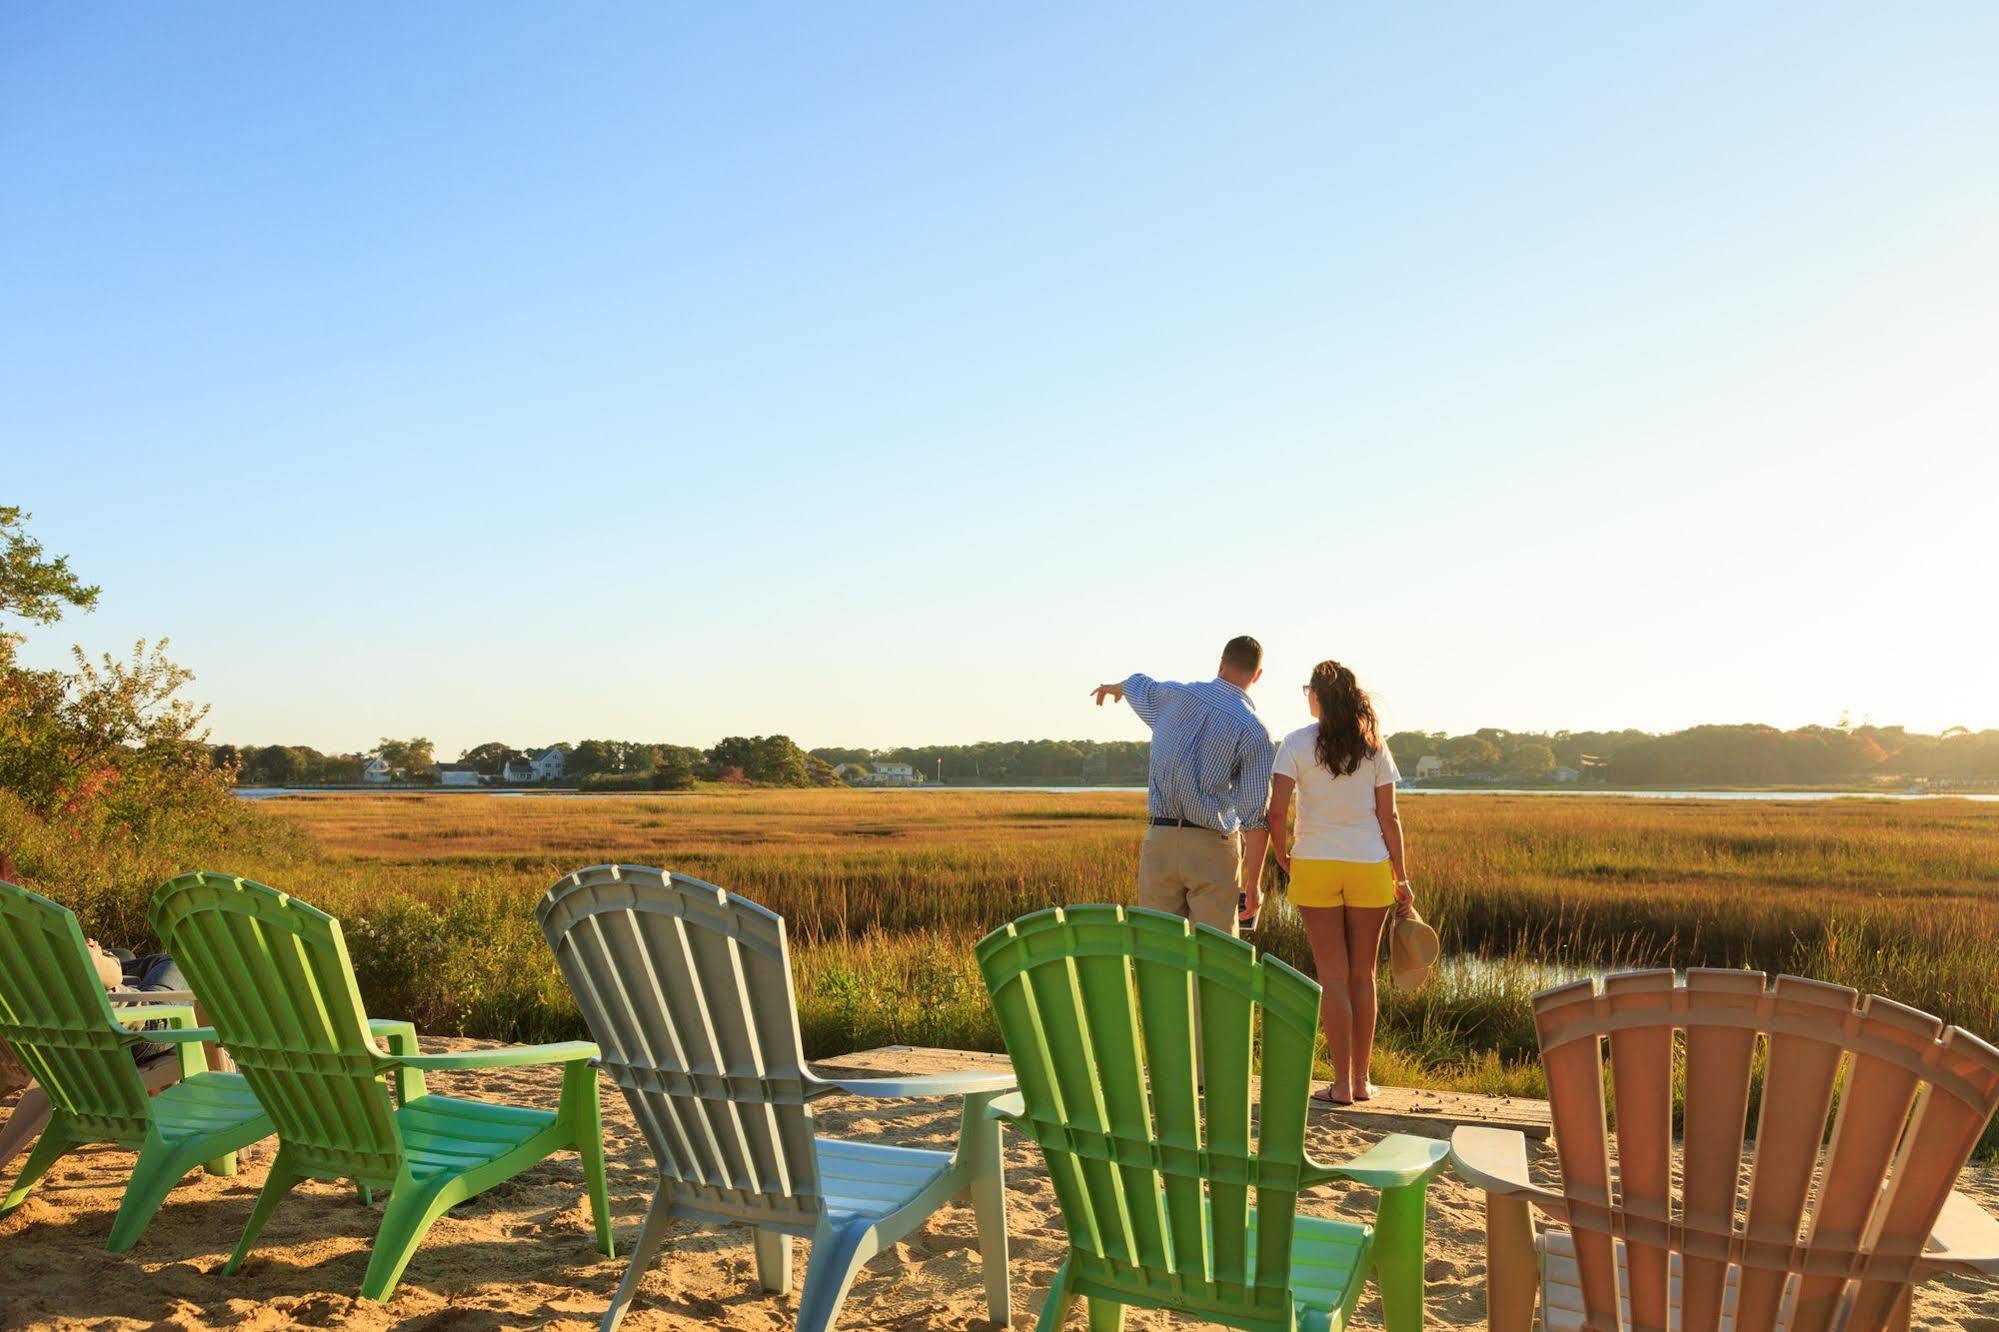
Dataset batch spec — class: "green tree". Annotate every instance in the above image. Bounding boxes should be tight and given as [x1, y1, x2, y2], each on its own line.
[1503, 741, 1557, 777]
[0, 507, 100, 665]
[376, 737, 434, 781]
[1444, 735, 1502, 774]
[459, 741, 512, 776]
[651, 746, 698, 790]
[0, 509, 227, 833]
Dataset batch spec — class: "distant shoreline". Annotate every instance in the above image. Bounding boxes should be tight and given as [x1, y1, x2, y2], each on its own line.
[231, 783, 1999, 803]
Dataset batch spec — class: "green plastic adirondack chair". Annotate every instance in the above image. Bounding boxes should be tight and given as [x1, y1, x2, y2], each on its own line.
[977, 905, 1450, 1332]
[0, 878, 271, 1251]
[150, 872, 615, 1301]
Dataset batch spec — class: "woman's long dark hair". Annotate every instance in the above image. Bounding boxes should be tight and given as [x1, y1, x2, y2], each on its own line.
[1308, 659, 1380, 777]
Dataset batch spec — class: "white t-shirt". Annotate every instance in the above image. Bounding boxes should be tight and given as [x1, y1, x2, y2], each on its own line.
[1273, 726, 1400, 862]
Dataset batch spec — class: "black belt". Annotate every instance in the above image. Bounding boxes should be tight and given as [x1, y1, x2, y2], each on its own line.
[1149, 816, 1221, 831]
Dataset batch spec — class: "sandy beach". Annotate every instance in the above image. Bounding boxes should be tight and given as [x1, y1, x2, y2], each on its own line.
[4, 1043, 1998, 1331]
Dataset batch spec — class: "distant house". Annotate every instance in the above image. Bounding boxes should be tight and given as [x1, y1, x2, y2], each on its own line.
[501, 749, 568, 784]
[866, 762, 920, 786]
[1552, 765, 1581, 783]
[359, 756, 392, 784]
[1413, 755, 1446, 783]
[434, 762, 482, 787]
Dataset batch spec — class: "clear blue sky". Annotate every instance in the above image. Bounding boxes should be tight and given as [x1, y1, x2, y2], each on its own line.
[6, 3, 1995, 756]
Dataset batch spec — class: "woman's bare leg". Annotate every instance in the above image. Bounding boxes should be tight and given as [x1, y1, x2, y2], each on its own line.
[1344, 905, 1392, 1098]
[1299, 905, 1354, 1098]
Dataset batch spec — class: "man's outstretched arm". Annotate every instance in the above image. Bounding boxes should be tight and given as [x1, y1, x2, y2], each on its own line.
[1093, 673, 1164, 725]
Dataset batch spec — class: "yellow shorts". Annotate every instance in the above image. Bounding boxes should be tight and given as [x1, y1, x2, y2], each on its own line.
[1288, 857, 1397, 909]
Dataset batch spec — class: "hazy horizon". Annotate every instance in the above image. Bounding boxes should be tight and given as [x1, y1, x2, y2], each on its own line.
[8, 4, 1996, 755]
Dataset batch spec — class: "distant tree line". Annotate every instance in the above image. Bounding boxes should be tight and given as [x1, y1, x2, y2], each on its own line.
[1381, 724, 1999, 787]
[810, 740, 1152, 786]
[221, 723, 1999, 792]
[220, 734, 838, 790]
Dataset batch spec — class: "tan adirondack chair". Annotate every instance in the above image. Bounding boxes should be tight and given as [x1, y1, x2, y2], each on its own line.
[1451, 969, 1999, 1332]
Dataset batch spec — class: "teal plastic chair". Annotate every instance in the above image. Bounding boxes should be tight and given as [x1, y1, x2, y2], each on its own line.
[539, 865, 1015, 1332]
[0, 878, 271, 1250]
[150, 872, 614, 1301]
[977, 905, 1450, 1332]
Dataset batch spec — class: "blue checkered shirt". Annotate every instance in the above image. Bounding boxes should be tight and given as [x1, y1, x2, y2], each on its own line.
[1121, 674, 1274, 834]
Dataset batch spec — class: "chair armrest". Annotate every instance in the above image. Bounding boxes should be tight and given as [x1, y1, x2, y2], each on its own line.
[1305, 1133, 1452, 1190]
[111, 1005, 209, 1042]
[1449, 1125, 1567, 1214]
[986, 1091, 1027, 1124]
[368, 1018, 421, 1052]
[1926, 1186, 1999, 1276]
[389, 1040, 600, 1071]
[814, 1068, 1019, 1099]
[108, 989, 196, 1006]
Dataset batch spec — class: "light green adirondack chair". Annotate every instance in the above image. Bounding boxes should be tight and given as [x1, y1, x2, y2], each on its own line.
[977, 905, 1450, 1332]
[150, 872, 615, 1301]
[0, 878, 271, 1251]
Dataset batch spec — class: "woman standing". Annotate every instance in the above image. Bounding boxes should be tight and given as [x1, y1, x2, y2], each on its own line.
[1269, 659, 1411, 1105]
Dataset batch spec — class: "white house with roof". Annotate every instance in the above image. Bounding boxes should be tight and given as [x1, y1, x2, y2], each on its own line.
[866, 761, 920, 786]
[500, 748, 569, 783]
[1552, 765, 1581, 783]
[434, 762, 482, 787]
[359, 756, 392, 784]
[1413, 755, 1446, 783]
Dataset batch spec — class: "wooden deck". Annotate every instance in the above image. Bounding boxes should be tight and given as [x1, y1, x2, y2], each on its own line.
[813, 1045, 1552, 1141]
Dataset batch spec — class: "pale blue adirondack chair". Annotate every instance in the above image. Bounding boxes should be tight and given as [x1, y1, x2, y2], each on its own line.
[538, 865, 1016, 1332]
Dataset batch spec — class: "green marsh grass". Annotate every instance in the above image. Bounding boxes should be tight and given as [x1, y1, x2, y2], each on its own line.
[52, 788, 1996, 1149]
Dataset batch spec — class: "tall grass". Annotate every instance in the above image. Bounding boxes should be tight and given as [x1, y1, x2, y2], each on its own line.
[35, 788, 1995, 1148]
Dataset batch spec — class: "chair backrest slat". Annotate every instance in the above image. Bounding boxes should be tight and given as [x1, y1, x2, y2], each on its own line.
[1790, 998, 1936, 1332]
[1533, 969, 1999, 1332]
[977, 906, 1319, 1326]
[1735, 978, 1850, 1332]
[1538, 980, 1623, 1323]
[1678, 970, 1763, 1332]
[0, 880, 149, 1134]
[151, 873, 402, 1182]
[538, 866, 819, 1224]
[1604, 972, 1676, 1332]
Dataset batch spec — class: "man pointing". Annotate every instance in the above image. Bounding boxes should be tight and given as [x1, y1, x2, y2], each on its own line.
[1093, 635, 1275, 936]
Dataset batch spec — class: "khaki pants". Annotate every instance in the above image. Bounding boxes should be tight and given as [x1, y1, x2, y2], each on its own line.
[1137, 825, 1242, 937]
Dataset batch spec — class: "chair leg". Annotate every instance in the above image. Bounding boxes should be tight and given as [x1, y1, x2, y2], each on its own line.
[0, 1086, 53, 1178]
[1085, 1297, 1125, 1330]
[108, 1137, 204, 1252]
[601, 1189, 677, 1332]
[1484, 1191, 1539, 1332]
[360, 1177, 460, 1302]
[0, 1116, 71, 1214]
[223, 1153, 304, 1275]
[1373, 1181, 1430, 1332]
[754, 1227, 794, 1292]
[966, 1118, 1013, 1326]
[1035, 1258, 1079, 1332]
[795, 1216, 879, 1332]
[566, 1061, 614, 1258]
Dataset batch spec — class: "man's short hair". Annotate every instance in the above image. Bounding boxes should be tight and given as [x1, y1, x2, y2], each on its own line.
[1220, 635, 1262, 673]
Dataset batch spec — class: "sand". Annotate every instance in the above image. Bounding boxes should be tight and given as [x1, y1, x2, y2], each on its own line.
[4, 1043, 1998, 1331]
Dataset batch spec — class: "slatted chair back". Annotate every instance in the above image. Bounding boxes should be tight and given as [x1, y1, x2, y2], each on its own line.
[976, 904, 1324, 1329]
[0, 879, 151, 1137]
[1535, 969, 1999, 1332]
[537, 864, 822, 1227]
[150, 872, 403, 1185]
